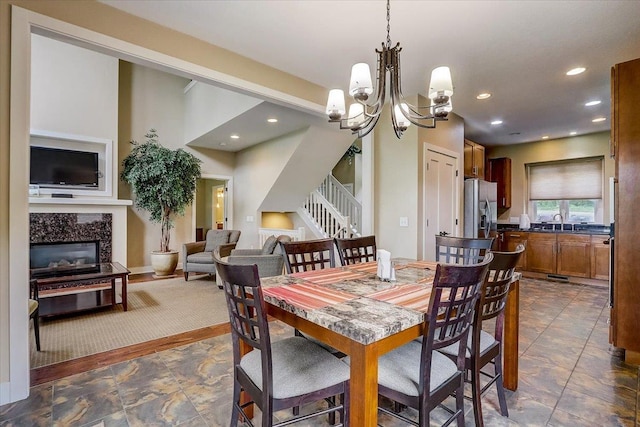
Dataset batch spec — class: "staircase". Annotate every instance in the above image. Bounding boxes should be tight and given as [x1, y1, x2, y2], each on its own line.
[298, 174, 362, 238]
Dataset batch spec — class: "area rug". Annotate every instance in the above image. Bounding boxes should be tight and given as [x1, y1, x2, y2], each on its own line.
[30, 276, 229, 368]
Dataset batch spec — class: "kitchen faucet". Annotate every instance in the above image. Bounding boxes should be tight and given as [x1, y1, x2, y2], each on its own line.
[553, 211, 565, 230]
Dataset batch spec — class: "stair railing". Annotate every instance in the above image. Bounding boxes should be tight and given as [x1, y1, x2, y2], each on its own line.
[317, 174, 361, 235]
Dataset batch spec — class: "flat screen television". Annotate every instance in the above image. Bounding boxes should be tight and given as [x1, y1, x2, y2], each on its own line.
[30, 146, 99, 188]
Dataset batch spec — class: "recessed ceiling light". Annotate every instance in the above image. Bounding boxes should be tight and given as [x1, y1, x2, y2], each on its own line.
[570, 131, 577, 136]
[230, 134, 240, 139]
[219, 142, 227, 146]
[267, 118, 278, 123]
[585, 100, 601, 107]
[592, 117, 607, 123]
[566, 67, 586, 76]
[491, 120, 503, 125]
[542, 136, 550, 140]
[476, 93, 491, 100]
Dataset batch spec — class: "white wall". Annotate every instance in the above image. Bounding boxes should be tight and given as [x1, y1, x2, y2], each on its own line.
[183, 81, 262, 144]
[30, 34, 119, 196]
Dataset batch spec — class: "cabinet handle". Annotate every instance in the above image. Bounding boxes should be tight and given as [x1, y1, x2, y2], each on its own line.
[510, 234, 520, 237]
[503, 197, 506, 206]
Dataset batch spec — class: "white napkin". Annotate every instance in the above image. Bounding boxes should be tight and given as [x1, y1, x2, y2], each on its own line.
[376, 249, 396, 281]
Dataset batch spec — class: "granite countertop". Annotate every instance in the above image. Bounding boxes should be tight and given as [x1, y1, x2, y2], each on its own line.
[497, 223, 610, 235]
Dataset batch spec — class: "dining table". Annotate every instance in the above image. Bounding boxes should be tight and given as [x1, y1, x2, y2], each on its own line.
[258, 259, 521, 427]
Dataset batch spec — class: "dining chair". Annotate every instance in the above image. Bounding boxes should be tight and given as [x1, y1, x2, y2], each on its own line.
[334, 235, 377, 266]
[214, 259, 350, 427]
[345, 253, 492, 427]
[435, 235, 494, 265]
[29, 279, 41, 351]
[438, 244, 524, 427]
[281, 238, 335, 273]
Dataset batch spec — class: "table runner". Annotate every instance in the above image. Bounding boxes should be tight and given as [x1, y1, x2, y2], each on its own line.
[290, 267, 367, 285]
[262, 281, 357, 310]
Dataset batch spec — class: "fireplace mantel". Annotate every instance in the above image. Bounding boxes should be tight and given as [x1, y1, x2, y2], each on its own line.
[29, 199, 131, 267]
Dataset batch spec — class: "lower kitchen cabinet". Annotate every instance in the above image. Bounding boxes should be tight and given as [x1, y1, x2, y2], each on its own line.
[504, 231, 527, 270]
[526, 233, 557, 274]
[502, 230, 609, 281]
[591, 235, 611, 280]
[557, 234, 591, 278]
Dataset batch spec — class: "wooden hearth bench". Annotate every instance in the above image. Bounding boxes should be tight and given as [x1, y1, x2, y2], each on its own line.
[31, 262, 130, 317]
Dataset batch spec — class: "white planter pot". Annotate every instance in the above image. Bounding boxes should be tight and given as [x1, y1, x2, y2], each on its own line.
[150, 250, 179, 277]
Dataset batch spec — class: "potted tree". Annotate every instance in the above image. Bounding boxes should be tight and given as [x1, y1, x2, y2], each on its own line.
[120, 129, 202, 276]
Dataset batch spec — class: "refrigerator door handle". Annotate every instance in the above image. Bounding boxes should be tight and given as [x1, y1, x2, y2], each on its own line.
[485, 197, 492, 238]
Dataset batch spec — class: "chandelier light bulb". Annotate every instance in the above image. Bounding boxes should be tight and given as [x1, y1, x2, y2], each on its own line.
[394, 104, 411, 130]
[326, 89, 346, 120]
[347, 103, 365, 129]
[349, 63, 374, 101]
[428, 66, 454, 103]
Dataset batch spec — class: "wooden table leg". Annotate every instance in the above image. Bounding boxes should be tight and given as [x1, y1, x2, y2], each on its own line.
[349, 342, 378, 427]
[121, 275, 128, 311]
[503, 278, 519, 391]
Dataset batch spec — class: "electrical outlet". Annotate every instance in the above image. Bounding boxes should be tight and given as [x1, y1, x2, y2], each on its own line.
[399, 217, 409, 227]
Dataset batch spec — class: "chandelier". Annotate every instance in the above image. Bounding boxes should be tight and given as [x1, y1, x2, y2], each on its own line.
[325, 0, 453, 139]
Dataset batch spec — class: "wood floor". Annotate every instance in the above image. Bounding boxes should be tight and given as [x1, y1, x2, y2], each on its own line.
[30, 270, 232, 386]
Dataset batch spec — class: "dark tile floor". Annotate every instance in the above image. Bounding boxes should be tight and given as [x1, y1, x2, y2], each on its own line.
[1, 278, 638, 426]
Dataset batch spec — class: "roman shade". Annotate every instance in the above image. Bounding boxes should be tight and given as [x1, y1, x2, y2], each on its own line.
[528, 157, 603, 200]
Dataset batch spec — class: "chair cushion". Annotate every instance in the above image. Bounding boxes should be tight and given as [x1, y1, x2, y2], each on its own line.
[28, 299, 38, 316]
[437, 327, 497, 358]
[261, 235, 278, 255]
[186, 251, 215, 264]
[239, 336, 350, 399]
[345, 340, 458, 396]
[204, 230, 231, 252]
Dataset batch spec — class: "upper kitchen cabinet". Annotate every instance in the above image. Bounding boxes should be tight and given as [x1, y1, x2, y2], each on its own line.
[611, 57, 640, 360]
[464, 139, 485, 178]
[487, 157, 512, 211]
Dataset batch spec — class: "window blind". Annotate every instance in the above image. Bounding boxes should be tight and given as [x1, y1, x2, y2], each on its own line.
[528, 157, 603, 200]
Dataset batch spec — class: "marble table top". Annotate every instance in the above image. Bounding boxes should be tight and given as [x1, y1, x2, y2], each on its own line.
[260, 260, 437, 345]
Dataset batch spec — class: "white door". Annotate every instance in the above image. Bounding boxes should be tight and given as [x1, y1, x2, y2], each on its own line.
[423, 146, 459, 260]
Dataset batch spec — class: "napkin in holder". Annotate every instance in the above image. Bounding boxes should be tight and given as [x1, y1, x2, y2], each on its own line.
[376, 249, 396, 281]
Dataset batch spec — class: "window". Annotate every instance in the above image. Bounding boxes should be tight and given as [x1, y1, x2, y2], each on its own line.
[527, 157, 604, 224]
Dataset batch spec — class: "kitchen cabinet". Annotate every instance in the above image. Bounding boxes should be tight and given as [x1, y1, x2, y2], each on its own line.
[556, 234, 591, 278]
[504, 231, 527, 270]
[526, 232, 557, 274]
[487, 157, 512, 210]
[591, 235, 610, 280]
[611, 57, 640, 356]
[464, 139, 485, 178]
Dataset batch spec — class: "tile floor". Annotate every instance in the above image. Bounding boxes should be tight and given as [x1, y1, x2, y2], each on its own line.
[1, 278, 638, 426]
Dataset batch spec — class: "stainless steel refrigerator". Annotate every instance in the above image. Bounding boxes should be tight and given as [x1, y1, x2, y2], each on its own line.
[464, 178, 497, 238]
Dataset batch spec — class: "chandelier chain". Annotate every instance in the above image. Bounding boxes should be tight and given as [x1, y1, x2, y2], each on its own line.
[386, 0, 391, 47]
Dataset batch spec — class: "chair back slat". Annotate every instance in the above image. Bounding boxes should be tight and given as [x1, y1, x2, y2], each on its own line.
[419, 253, 493, 393]
[334, 235, 377, 265]
[480, 244, 525, 322]
[435, 235, 494, 265]
[215, 259, 272, 361]
[281, 238, 335, 273]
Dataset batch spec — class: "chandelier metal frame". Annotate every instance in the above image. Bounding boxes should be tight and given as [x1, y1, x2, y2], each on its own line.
[326, 0, 452, 139]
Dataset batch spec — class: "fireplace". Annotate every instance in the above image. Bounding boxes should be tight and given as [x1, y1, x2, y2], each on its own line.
[30, 240, 101, 278]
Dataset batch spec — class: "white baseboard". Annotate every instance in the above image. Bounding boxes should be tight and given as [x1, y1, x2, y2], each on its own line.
[0, 380, 28, 406]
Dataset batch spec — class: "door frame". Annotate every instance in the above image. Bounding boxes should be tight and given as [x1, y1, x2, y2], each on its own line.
[192, 174, 233, 240]
[421, 143, 461, 260]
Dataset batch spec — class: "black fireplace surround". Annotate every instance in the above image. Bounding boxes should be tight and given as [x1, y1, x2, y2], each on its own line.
[30, 240, 101, 278]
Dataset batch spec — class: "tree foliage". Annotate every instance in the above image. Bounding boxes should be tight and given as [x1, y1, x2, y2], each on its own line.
[120, 129, 202, 252]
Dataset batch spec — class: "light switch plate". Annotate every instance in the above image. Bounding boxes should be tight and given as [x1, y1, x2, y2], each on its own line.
[246, 215, 254, 223]
[399, 217, 409, 227]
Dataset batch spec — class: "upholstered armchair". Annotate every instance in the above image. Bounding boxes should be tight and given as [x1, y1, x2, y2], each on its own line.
[226, 235, 291, 278]
[182, 229, 241, 281]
